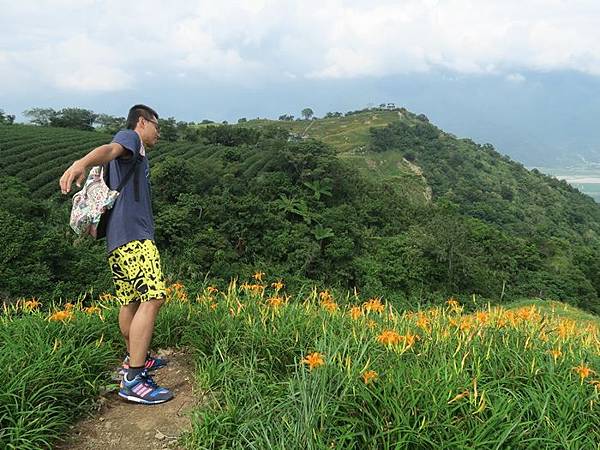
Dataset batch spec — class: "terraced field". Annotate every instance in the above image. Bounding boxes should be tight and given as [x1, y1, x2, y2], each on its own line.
[0, 125, 276, 198]
[0, 125, 111, 197]
[0, 112, 429, 202]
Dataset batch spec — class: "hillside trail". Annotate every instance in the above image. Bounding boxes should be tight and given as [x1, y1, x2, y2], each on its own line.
[57, 348, 200, 450]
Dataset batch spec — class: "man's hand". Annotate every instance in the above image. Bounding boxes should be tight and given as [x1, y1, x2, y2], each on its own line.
[59, 142, 127, 194]
[59, 160, 87, 194]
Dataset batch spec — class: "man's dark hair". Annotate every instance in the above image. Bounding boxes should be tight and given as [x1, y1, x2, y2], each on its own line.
[126, 104, 159, 130]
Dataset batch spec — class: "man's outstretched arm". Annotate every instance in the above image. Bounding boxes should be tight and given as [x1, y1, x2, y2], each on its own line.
[59, 142, 127, 194]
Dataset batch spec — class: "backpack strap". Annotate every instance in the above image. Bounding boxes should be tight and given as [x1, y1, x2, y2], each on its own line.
[133, 155, 141, 202]
[104, 153, 144, 201]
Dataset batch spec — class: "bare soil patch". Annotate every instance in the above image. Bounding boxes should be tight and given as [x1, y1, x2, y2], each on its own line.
[57, 348, 198, 450]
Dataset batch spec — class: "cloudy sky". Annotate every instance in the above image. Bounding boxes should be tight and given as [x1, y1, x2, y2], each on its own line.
[2, 0, 600, 165]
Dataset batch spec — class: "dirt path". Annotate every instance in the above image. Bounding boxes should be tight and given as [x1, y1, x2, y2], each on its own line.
[57, 348, 198, 449]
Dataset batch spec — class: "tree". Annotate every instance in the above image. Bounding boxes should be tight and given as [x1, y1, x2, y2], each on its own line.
[0, 109, 15, 125]
[176, 121, 201, 142]
[158, 117, 178, 142]
[50, 108, 97, 131]
[301, 108, 314, 120]
[23, 107, 57, 126]
[95, 114, 125, 134]
[200, 125, 260, 146]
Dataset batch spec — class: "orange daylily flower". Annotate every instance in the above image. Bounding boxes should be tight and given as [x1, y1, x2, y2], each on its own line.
[548, 349, 562, 361]
[459, 317, 473, 332]
[271, 281, 284, 291]
[377, 330, 402, 346]
[253, 271, 265, 282]
[241, 283, 266, 295]
[267, 296, 285, 309]
[303, 352, 325, 370]
[403, 333, 419, 347]
[573, 363, 594, 381]
[349, 306, 363, 320]
[446, 298, 462, 313]
[22, 298, 41, 311]
[363, 298, 385, 314]
[416, 313, 430, 331]
[49, 310, 74, 322]
[321, 300, 338, 313]
[170, 282, 185, 293]
[319, 290, 334, 303]
[557, 320, 576, 339]
[99, 293, 113, 302]
[362, 370, 378, 384]
[475, 311, 489, 325]
[84, 306, 101, 315]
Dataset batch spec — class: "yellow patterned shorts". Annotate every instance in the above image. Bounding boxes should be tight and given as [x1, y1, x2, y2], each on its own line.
[108, 240, 166, 305]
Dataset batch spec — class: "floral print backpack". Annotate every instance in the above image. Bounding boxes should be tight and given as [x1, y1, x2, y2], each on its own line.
[69, 156, 141, 238]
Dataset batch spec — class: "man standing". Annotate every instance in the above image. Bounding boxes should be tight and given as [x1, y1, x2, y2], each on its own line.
[60, 104, 173, 404]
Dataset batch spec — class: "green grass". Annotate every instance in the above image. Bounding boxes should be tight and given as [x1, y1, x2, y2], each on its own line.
[181, 288, 600, 449]
[2, 284, 600, 449]
[0, 299, 192, 449]
[0, 307, 117, 449]
[506, 298, 600, 327]
[241, 110, 404, 154]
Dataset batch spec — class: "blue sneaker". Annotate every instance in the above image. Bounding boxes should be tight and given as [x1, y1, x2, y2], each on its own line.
[118, 370, 173, 405]
[118, 353, 168, 376]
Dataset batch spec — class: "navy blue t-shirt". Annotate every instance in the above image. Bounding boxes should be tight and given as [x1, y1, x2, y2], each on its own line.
[105, 130, 154, 253]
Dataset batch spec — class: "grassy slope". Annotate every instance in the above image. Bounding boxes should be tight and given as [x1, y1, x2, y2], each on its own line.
[507, 298, 600, 327]
[3, 288, 600, 449]
[239, 111, 432, 203]
[241, 110, 401, 154]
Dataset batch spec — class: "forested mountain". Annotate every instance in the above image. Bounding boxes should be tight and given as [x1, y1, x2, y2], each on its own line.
[1, 108, 599, 311]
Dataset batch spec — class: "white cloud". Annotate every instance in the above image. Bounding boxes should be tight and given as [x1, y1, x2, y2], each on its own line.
[303, 0, 600, 78]
[506, 73, 526, 83]
[169, 17, 263, 79]
[2, 0, 600, 93]
[47, 35, 133, 91]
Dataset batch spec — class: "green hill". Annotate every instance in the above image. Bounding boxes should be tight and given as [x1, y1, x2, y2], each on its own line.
[240, 110, 401, 153]
[240, 111, 429, 191]
[1, 109, 600, 312]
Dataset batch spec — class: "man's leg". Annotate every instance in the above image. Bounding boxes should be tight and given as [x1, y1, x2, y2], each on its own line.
[128, 297, 164, 367]
[119, 294, 172, 404]
[119, 301, 140, 354]
[117, 240, 172, 404]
